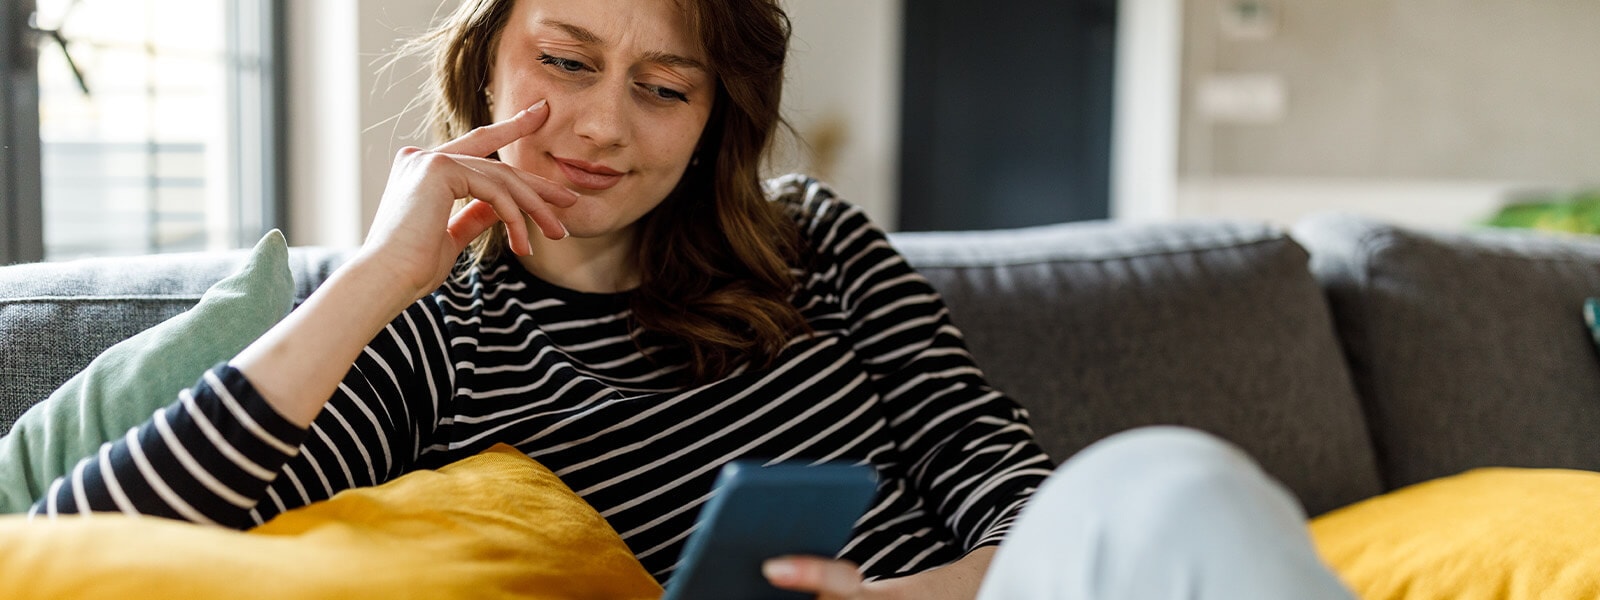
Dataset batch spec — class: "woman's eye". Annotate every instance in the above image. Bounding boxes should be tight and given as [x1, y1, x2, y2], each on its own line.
[642, 84, 689, 104]
[537, 53, 589, 73]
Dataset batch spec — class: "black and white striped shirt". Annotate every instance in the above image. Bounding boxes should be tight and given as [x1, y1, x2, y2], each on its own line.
[34, 175, 1054, 582]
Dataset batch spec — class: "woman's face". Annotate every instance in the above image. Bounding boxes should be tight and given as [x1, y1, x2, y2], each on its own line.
[488, 0, 714, 241]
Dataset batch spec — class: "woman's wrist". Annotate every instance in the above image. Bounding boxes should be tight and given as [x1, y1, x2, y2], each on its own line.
[341, 250, 447, 314]
[231, 258, 424, 427]
[865, 546, 997, 600]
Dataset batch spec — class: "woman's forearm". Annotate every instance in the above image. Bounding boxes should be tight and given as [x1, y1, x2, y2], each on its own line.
[867, 546, 996, 599]
[230, 258, 420, 428]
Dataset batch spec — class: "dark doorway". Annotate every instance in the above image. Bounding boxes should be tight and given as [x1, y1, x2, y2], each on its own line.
[899, 0, 1117, 231]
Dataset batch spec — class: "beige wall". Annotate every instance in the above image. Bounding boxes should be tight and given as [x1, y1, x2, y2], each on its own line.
[1182, 0, 1600, 180]
[1168, 0, 1600, 228]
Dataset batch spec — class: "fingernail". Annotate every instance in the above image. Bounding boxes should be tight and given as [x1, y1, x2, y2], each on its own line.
[524, 99, 547, 114]
[558, 222, 569, 239]
[762, 559, 796, 582]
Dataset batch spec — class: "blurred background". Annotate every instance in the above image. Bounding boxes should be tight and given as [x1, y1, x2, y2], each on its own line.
[0, 0, 1596, 263]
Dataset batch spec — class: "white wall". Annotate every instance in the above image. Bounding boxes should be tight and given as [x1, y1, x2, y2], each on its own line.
[285, 0, 440, 248]
[285, 0, 361, 247]
[285, 0, 903, 246]
[773, 0, 902, 228]
[1110, 0, 1182, 221]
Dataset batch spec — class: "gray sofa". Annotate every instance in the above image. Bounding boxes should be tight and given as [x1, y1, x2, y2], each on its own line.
[5, 213, 1600, 517]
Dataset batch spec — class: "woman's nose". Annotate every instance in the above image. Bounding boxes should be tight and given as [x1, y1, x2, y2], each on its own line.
[573, 83, 630, 149]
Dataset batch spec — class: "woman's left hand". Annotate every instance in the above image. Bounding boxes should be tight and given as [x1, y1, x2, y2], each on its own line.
[762, 547, 996, 600]
[762, 556, 882, 599]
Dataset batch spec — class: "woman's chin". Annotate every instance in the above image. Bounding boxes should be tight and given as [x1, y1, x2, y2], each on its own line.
[549, 216, 618, 241]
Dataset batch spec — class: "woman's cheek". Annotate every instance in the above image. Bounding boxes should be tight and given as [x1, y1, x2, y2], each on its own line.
[499, 135, 554, 179]
[490, 63, 558, 118]
[493, 79, 560, 173]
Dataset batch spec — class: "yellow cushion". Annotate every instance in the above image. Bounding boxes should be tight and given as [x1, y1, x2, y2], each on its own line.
[0, 444, 663, 600]
[1311, 468, 1600, 599]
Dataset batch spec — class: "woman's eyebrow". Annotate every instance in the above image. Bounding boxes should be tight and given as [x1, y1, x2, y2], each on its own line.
[541, 19, 603, 44]
[641, 50, 707, 73]
[539, 18, 708, 73]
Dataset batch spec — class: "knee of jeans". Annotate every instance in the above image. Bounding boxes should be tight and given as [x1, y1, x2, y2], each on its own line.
[1071, 426, 1254, 479]
[1044, 426, 1286, 523]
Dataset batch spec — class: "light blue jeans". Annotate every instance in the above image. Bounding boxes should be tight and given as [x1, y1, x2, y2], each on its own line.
[976, 427, 1355, 600]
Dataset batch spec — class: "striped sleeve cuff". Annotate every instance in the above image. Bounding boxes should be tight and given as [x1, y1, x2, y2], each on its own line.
[197, 363, 309, 456]
[30, 364, 309, 529]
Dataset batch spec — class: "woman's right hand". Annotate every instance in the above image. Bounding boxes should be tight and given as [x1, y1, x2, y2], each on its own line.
[354, 99, 580, 304]
[233, 99, 578, 428]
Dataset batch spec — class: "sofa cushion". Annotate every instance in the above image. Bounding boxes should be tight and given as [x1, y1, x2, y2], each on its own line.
[1311, 468, 1600, 599]
[0, 247, 347, 429]
[0, 444, 662, 600]
[1295, 214, 1600, 491]
[892, 220, 1382, 516]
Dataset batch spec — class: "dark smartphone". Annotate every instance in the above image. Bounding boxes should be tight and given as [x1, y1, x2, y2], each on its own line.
[660, 460, 880, 600]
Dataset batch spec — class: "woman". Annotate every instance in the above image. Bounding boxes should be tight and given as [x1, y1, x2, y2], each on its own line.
[35, 0, 1044, 595]
[31, 0, 1355, 598]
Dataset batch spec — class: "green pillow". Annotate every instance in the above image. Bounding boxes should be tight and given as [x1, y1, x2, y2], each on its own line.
[0, 231, 294, 513]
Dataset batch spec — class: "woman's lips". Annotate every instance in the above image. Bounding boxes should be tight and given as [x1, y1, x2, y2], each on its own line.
[553, 156, 625, 191]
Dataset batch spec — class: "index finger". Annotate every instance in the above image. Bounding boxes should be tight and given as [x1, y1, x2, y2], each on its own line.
[434, 99, 549, 158]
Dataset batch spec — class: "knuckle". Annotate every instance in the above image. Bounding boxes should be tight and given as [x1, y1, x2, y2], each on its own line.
[418, 151, 455, 170]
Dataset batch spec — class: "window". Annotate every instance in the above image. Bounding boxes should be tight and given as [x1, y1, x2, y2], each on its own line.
[0, 0, 282, 264]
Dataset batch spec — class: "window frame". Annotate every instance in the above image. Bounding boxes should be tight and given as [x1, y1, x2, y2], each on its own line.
[0, 0, 43, 265]
[0, 0, 285, 265]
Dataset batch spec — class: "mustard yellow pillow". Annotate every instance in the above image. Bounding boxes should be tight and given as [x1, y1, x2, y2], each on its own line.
[0, 444, 662, 600]
[1312, 468, 1600, 599]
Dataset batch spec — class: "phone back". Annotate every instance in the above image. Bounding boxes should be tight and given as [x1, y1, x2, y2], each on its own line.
[661, 461, 879, 600]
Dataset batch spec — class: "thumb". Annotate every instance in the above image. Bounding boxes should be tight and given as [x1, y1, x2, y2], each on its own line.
[764, 556, 863, 596]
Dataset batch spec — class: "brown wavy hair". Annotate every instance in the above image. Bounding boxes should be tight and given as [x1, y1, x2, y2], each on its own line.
[402, 0, 806, 385]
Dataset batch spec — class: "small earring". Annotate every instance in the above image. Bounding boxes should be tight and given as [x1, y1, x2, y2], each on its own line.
[690, 155, 701, 167]
[484, 89, 495, 111]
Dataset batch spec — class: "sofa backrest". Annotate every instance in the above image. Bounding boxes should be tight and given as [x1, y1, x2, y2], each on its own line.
[1295, 214, 1600, 491]
[892, 220, 1384, 516]
[0, 220, 1385, 516]
[0, 248, 346, 428]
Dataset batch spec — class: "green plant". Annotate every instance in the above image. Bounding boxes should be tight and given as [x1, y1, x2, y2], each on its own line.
[1485, 190, 1600, 235]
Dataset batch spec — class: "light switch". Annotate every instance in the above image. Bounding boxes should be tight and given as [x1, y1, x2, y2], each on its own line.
[1196, 73, 1287, 123]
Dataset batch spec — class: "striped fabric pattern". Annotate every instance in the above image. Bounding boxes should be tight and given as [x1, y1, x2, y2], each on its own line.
[34, 174, 1053, 583]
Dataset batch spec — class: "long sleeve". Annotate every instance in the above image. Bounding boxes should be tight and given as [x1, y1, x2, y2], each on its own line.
[30, 298, 455, 528]
[793, 177, 1055, 551]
